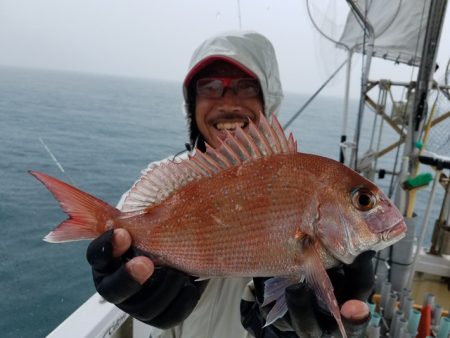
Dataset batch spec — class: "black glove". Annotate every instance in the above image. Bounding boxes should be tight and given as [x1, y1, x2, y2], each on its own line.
[86, 230, 207, 328]
[241, 251, 375, 338]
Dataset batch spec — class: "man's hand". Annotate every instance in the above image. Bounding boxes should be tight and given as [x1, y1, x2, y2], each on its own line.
[87, 229, 154, 299]
[241, 251, 375, 337]
[86, 229, 206, 328]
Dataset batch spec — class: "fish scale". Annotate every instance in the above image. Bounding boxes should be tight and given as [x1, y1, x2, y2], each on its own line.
[30, 113, 406, 338]
[123, 156, 327, 277]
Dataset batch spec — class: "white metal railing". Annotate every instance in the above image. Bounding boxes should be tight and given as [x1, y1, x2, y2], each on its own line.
[46, 293, 129, 338]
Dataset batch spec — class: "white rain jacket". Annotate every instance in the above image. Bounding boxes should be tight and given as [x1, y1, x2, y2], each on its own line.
[133, 31, 284, 338]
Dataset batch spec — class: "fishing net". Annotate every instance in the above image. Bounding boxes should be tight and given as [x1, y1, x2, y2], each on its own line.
[304, 1, 349, 81]
[424, 79, 450, 159]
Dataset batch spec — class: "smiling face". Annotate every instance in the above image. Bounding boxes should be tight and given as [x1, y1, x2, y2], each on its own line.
[193, 61, 264, 149]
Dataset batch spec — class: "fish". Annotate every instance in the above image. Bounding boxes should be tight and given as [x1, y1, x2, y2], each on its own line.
[30, 113, 406, 338]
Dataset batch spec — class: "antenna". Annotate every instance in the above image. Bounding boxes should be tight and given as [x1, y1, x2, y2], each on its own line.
[237, 0, 242, 30]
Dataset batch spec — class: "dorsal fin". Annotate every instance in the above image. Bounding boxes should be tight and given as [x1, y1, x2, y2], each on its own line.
[121, 113, 298, 212]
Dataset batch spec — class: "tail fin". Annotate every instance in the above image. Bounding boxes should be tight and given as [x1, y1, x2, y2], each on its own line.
[29, 171, 120, 243]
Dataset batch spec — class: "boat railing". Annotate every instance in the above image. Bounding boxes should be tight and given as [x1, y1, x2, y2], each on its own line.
[45, 292, 151, 338]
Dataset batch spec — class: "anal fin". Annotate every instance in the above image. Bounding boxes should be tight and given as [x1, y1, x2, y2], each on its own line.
[262, 277, 297, 327]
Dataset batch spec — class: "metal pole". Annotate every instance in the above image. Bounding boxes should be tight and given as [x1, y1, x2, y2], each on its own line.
[407, 169, 442, 289]
[340, 49, 353, 164]
[412, 0, 448, 133]
[345, 0, 375, 170]
[283, 59, 348, 130]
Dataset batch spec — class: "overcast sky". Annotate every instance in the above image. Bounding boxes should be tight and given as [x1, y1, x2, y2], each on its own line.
[1, 0, 449, 97]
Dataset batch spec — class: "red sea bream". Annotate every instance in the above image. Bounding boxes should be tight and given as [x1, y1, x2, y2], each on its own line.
[30, 114, 406, 338]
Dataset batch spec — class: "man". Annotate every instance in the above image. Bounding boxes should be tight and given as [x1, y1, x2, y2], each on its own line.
[87, 31, 374, 338]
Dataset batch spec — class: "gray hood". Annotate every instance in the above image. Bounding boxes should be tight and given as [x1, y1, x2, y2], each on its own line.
[182, 30, 283, 147]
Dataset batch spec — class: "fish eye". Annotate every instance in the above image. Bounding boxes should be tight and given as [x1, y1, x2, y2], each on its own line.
[352, 187, 377, 211]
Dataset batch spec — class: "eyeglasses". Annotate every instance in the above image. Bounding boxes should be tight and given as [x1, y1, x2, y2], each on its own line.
[196, 77, 260, 99]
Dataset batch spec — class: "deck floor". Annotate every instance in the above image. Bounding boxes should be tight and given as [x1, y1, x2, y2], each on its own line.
[412, 272, 450, 313]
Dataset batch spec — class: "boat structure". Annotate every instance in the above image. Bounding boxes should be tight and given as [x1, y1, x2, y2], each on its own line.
[46, 1, 450, 337]
[329, 1, 450, 337]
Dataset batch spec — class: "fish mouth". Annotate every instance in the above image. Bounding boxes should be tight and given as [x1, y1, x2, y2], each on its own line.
[380, 219, 407, 242]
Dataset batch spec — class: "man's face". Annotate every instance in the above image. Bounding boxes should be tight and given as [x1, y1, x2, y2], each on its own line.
[194, 62, 264, 149]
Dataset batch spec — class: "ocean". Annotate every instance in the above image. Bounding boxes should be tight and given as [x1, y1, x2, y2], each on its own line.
[0, 66, 443, 337]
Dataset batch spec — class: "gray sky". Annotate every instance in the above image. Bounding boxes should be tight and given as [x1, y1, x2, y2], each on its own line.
[1, 0, 449, 97]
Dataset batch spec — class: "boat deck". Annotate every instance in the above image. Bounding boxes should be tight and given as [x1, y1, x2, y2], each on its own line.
[412, 272, 450, 311]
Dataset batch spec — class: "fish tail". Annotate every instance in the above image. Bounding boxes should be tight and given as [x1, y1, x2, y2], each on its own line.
[29, 170, 120, 243]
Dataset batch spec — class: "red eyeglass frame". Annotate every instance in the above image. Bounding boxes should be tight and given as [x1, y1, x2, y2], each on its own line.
[196, 77, 260, 98]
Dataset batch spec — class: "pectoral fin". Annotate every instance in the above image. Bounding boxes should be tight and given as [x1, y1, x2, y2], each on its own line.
[302, 243, 347, 338]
